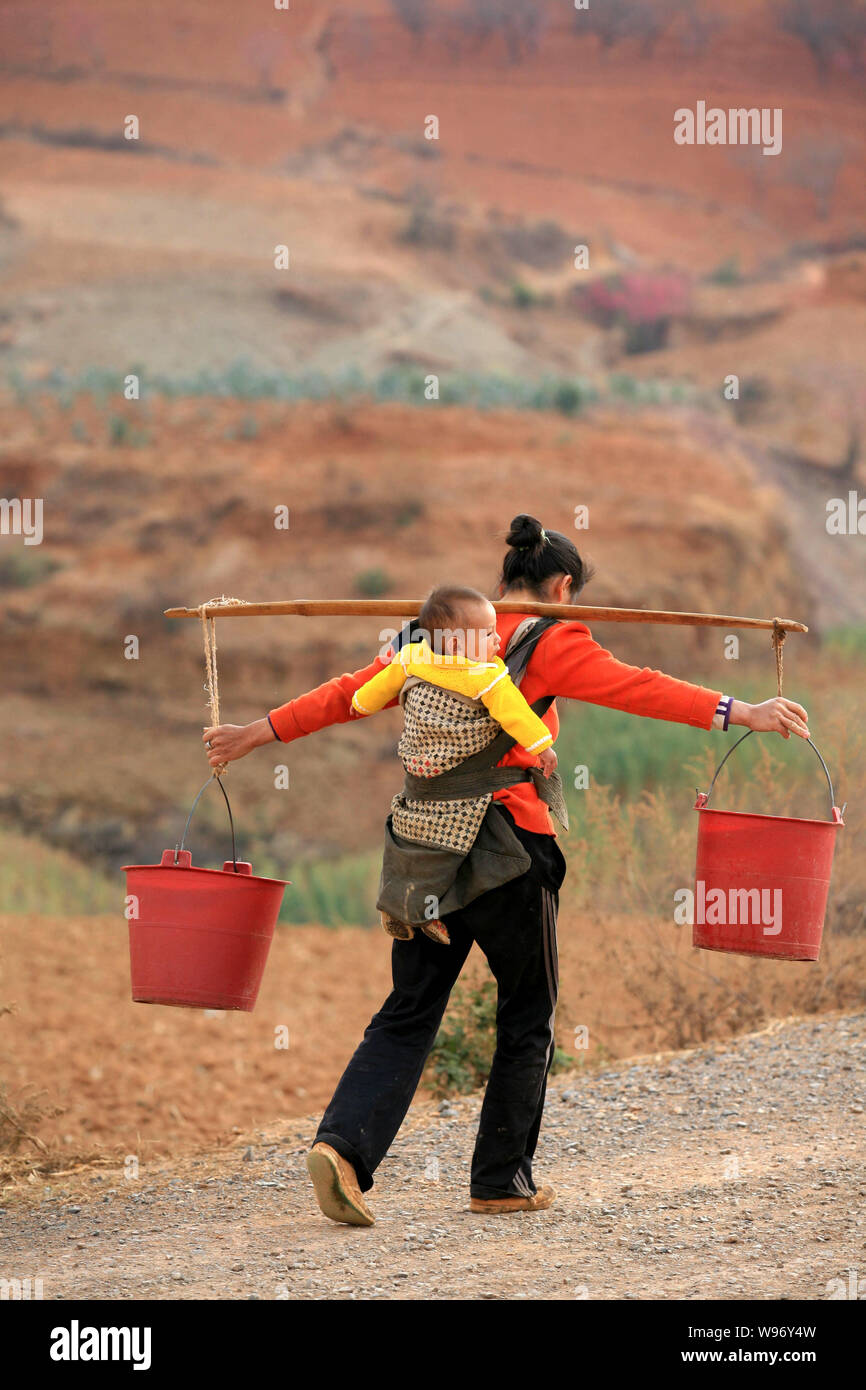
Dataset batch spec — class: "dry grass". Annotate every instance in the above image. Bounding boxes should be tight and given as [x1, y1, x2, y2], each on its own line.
[0, 1004, 56, 1157]
[556, 694, 865, 1056]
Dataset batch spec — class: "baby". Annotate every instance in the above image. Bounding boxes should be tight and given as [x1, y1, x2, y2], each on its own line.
[350, 584, 557, 945]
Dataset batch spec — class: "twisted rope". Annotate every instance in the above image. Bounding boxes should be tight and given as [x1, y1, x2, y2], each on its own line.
[198, 596, 250, 776]
[771, 617, 787, 697]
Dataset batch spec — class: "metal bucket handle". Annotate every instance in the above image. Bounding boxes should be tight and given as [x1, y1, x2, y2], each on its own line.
[174, 774, 239, 870]
[698, 729, 845, 822]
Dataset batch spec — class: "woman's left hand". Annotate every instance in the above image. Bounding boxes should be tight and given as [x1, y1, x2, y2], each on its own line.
[736, 697, 810, 740]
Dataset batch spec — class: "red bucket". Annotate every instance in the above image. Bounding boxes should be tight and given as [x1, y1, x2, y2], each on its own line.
[693, 731, 844, 962]
[122, 778, 288, 1010]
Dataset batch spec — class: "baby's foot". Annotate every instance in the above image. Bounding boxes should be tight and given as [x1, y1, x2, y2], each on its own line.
[379, 911, 415, 941]
[420, 919, 450, 946]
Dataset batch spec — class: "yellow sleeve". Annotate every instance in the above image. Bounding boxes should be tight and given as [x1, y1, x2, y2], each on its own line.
[477, 666, 554, 753]
[351, 654, 407, 716]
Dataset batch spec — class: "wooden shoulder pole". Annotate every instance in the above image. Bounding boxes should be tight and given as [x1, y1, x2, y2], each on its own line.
[163, 599, 807, 632]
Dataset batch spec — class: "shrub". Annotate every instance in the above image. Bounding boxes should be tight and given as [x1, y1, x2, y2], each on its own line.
[552, 380, 589, 416]
[394, 497, 425, 527]
[0, 551, 60, 589]
[0, 194, 19, 229]
[399, 186, 457, 250]
[425, 977, 574, 1096]
[737, 376, 772, 421]
[707, 254, 742, 285]
[355, 568, 392, 597]
[495, 217, 573, 269]
[107, 414, 129, 445]
[511, 280, 539, 309]
[575, 270, 691, 353]
[425, 979, 498, 1095]
[227, 413, 260, 441]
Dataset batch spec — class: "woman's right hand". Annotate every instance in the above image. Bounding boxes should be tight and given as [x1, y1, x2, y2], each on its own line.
[737, 697, 810, 740]
[202, 718, 275, 768]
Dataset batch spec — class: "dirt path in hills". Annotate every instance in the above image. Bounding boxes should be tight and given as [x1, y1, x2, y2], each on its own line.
[1, 1012, 863, 1301]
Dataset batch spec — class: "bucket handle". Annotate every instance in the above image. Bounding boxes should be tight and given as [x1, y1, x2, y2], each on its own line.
[174, 774, 239, 871]
[697, 729, 844, 822]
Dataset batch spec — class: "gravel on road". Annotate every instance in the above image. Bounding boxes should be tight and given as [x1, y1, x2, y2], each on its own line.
[1, 1011, 864, 1301]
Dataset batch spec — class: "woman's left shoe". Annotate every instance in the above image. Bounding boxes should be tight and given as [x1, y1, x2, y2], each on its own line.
[470, 1184, 556, 1214]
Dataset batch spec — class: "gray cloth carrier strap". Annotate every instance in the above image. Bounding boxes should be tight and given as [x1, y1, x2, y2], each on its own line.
[403, 749, 569, 831]
[400, 616, 569, 830]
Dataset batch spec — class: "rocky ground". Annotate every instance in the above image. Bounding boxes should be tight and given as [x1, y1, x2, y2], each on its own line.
[1, 1011, 863, 1301]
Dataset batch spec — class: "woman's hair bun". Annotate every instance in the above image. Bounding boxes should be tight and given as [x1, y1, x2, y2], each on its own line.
[506, 514, 545, 549]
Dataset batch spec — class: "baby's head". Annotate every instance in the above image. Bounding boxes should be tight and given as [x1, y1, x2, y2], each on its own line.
[417, 585, 500, 663]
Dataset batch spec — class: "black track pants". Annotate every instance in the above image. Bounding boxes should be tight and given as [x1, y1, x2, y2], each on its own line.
[314, 809, 567, 1200]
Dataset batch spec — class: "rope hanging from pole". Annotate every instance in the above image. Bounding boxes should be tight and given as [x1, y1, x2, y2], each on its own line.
[198, 596, 251, 776]
[771, 618, 787, 697]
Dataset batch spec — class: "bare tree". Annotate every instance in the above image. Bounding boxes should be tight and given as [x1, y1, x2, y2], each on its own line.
[55, 5, 106, 72]
[776, 0, 866, 78]
[245, 30, 288, 96]
[675, 10, 728, 56]
[576, 0, 684, 57]
[455, 0, 548, 64]
[781, 132, 850, 219]
[389, 0, 431, 44]
[726, 143, 782, 214]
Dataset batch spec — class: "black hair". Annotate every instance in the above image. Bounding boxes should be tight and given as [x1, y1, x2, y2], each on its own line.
[499, 514, 594, 599]
[417, 584, 489, 656]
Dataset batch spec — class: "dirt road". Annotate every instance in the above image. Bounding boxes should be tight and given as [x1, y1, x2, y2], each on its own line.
[1, 1012, 863, 1301]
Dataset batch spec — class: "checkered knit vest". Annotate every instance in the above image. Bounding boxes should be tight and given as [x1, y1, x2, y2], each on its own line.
[389, 619, 548, 854]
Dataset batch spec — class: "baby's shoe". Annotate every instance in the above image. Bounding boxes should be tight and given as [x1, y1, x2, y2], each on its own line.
[380, 911, 415, 941]
[420, 919, 451, 946]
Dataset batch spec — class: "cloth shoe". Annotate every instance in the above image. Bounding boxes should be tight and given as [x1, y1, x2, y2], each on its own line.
[469, 1183, 555, 1214]
[306, 1142, 375, 1227]
[379, 910, 415, 941]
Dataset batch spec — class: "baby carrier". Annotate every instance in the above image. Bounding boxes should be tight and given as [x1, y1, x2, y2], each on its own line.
[376, 617, 568, 925]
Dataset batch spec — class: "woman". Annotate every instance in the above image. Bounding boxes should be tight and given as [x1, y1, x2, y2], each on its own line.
[203, 514, 809, 1226]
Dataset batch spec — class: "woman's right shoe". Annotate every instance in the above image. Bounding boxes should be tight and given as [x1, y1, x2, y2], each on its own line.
[306, 1142, 375, 1227]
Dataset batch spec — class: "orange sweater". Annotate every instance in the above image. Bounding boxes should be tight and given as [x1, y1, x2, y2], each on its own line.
[268, 614, 723, 837]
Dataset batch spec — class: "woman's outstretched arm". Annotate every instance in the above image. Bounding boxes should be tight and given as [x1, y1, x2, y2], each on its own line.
[536, 622, 809, 738]
[203, 649, 395, 769]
